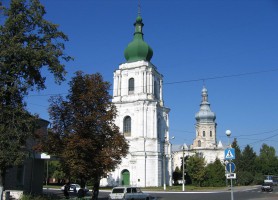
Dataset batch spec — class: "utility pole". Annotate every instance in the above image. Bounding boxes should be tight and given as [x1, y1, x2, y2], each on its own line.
[182, 145, 185, 191]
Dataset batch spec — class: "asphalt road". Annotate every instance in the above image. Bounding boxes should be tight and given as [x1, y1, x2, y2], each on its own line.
[44, 185, 278, 200]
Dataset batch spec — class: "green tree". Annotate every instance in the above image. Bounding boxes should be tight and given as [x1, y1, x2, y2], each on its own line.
[44, 161, 66, 184]
[257, 144, 278, 176]
[44, 72, 129, 195]
[236, 145, 257, 185]
[231, 138, 242, 169]
[0, 0, 72, 197]
[172, 166, 181, 185]
[186, 153, 206, 186]
[203, 158, 226, 187]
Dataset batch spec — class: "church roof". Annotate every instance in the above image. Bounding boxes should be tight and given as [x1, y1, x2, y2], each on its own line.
[172, 144, 189, 152]
[195, 86, 216, 122]
[124, 13, 153, 62]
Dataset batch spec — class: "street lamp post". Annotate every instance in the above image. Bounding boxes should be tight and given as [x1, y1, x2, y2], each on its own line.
[163, 150, 166, 191]
[182, 145, 185, 192]
[226, 130, 234, 200]
[163, 136, 167, 191]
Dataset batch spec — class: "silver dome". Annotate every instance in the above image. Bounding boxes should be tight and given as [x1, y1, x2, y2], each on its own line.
[195, 87, 216, 122]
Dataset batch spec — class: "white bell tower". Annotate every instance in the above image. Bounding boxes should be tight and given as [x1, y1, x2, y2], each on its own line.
[104, 12, 171, 187]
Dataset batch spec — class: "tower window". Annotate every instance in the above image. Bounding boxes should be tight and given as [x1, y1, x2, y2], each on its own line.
[210, 131, 212, 137]
[157, 118, 161, 139]
[154, 80, 158, 99]
[128, 78, 134, 94]
[123, 116, 131, 136]
[203, 131, 205, 137]
[198, 140, 201, 147]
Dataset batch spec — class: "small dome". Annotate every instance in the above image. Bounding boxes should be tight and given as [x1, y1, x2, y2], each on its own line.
[195, 107, 216, 122]
[124, 15, 153, 62]
[195, 87, 216, 122]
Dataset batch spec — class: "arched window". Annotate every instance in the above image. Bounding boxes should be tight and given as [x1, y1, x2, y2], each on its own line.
[210, 131, 212, 137]
[203, 131, 205, 137]
[123, 116, 131, 136]
[198, 140, 201, 147]
[128, 78, 134, 94]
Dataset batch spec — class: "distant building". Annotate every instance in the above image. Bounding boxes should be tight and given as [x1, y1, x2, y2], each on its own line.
[5, 119, 50, 196]
[172, 87, 225, 170]
[100, 13, 172, 187]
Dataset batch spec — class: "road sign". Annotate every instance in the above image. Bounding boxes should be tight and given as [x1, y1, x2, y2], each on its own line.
[226, 162, 236, 173]
[226, 173, 236, 179]
[224, 148, 235, 160]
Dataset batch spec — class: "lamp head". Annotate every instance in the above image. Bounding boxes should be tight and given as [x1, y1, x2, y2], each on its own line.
[225, 130, 231, 137]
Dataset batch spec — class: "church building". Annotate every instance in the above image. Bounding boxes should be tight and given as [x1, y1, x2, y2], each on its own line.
[100, 13, 172, 187]
[172, 87, 225, 170]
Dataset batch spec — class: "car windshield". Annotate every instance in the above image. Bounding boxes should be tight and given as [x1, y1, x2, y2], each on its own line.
[112, 188, 125, 193]
[263, 183, 272, 186]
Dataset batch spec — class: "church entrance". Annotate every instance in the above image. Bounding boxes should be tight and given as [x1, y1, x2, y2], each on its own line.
[121, 169, 130, 186]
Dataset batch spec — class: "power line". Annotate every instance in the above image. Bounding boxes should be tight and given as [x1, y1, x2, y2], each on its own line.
[235, 128, 278, 138]
[163, 68, 278, 85]
[26, 67, 278, 97]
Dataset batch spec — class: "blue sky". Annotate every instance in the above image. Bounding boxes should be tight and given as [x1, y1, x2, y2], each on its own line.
[10, 0, 278, 154]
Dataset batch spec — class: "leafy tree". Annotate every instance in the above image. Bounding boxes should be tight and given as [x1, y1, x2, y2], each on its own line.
[257, 144, 278, 176]
[0, 0, 72, 197]
[186, 153, 206, 186]
[236, 145, 257, 185]
[253, 172, 264, 185]
[231, 138, 242, 170]
[44, 161, 66, 184]
[43, 72, 129, 196]
[172, 166, 181, 185]
[203, 158, 226, 187]
[241, 145, 256, 172]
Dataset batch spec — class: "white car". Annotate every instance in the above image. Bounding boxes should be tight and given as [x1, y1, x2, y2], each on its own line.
[61, 183, 89, 193]
[108, 186, 155, 200]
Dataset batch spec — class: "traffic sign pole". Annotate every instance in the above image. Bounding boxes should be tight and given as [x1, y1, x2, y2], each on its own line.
[230, 160, 234, 200]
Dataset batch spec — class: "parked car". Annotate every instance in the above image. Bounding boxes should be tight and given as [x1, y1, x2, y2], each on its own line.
[108, 186, 155, 200]
[61, 183, 89, 194]
[261, 182, 274, 192]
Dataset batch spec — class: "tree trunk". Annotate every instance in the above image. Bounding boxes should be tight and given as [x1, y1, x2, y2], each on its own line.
[92, 180, 100, 200]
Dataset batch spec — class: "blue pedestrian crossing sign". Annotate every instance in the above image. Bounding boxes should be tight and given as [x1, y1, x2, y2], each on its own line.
[224, 148, 235, 160]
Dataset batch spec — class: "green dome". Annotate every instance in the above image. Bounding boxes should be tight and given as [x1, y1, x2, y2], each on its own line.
[124, 15, 153, 62]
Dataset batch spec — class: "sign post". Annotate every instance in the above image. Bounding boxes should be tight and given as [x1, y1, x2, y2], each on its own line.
[224, 146, 236, 200]
[225, 148, 235, 200]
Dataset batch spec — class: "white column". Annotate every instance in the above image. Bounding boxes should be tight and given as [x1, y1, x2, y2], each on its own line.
[146, 72, 149, 94]
[114, 74, 118, 96]
[160, 79, 163, 101]
[141, 70, 144, 93]
[151, 74, 154, 94]
[148, 72, 151, 94]
[142, 103, 145, 138]
[153, 108, 157, 138]
[118, 74, 121, 96]
[145, 105, 148, 138]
